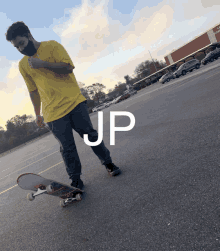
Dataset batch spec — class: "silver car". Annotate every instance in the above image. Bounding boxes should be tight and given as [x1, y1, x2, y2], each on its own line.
[173, 59, 201, 78]
[159, 72, 175, 84]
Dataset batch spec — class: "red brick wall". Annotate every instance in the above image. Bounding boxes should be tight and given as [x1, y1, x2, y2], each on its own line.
[149, 62, 164, 75]
[212, 24, 220, 33]
[171, 33, 210, 62]
[164, 56, 170, 66]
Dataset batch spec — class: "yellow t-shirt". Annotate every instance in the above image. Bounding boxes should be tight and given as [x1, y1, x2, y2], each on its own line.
[19, 40, 86, 123]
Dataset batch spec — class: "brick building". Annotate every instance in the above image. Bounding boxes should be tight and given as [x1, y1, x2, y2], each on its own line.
[164, 23, 220, 66]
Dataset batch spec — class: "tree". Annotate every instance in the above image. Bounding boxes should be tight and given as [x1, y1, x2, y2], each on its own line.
[134, 60, 151, 80]
[124, 75, 132, 84]
[114, 82, 127, 95]
[107, 88, 114, 93]
[79, 82, 90, 100]
[134, 59, 167, 80]
[85, 83, 106, 103]
[5, 114, 32, 141]
[0, 125, 6, 143]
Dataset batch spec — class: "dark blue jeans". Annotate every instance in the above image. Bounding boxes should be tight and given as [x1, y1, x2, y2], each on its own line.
[47, 101, 112, 181]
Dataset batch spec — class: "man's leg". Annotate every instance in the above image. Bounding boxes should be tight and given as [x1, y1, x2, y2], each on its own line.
[69, 101, 112, 165]
[47, 114, 83, 183]
[69, 101, 121, 176]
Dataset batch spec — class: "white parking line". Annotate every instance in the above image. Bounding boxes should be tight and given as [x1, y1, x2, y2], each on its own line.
[0, 150, 60, 181]
[1, 168, 10, 173]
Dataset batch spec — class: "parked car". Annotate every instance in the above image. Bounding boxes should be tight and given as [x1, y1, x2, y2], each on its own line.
[124, 89, 137, 96]
[104, 102, 112, 108]
[92, 107, 98, 112]
[173, 59, 201, 78]
[145, 79, 151, 86]
[92, 103, 106, 112]
[111, 96, 122, 104]
[159, 72, 176, 84]
[115, 93, 131, 103]
[201, 48, 220, 65]
[129, 89, 137, 95]
[134, 86, 141, 91]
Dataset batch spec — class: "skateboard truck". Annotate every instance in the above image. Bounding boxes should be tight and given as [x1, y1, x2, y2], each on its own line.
[27, 184, 53, 201]
[60, 194, 82, 207]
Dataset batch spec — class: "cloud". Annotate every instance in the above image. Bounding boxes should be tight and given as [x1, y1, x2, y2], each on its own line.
[200, 0, 220, 8]
[122, 4, 174, 48]
[0, 59, 31, 130]
[51, 0, 175, 85]
[53, 0, 116, 63]
[0, 56, 12, 89]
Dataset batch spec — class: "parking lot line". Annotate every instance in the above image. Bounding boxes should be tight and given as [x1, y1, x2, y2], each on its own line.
[0, 161, 64, 196]
[0, 184, 18, 195]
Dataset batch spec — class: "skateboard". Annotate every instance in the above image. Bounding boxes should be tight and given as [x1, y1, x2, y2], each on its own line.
[17, 173, 84, 207]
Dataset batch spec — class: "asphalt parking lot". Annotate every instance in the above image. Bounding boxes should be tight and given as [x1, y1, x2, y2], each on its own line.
[1, 59, 220, 250]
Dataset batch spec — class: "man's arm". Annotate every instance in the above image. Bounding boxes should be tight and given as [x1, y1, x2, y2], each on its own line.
[29, 89, 41, 116]
[28, 57, 75, 75]
[43, 61, 74, 75]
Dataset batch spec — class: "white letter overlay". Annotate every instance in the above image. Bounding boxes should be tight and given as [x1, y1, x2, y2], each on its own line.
[84, 112, 103, 146]
[110, 112, 135, 145]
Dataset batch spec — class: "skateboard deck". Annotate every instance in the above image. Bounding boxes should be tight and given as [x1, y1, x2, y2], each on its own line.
[17, 173, 84, 207]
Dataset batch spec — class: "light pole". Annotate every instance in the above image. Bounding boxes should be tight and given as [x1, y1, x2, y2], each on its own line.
[148, 50, 158, 72]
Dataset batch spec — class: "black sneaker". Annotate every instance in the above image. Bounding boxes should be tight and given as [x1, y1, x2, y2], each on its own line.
[105, 163, 121, 176]
[70, 178, 84, 190]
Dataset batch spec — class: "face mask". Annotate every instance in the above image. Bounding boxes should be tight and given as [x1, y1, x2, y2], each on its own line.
[20, 39, 37, 57]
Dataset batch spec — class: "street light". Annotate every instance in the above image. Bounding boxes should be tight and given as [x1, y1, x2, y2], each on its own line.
[148, 50, 158, 72]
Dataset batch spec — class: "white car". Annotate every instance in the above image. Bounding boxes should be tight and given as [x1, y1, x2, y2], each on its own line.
[111, 96, 122, 104]
[92, 107, 98, 112]
[92, 103, 106, 112]
[104, 102, 112, 107]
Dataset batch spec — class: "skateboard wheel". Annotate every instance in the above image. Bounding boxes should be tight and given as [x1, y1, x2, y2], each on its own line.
[60, 200, 66, 207]
[27, 192, 35, 201]
[76, 193, 82, 201]
[46, 185, 53, 193]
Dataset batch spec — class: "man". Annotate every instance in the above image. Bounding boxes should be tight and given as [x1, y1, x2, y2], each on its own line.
[6, 21, 121, 190]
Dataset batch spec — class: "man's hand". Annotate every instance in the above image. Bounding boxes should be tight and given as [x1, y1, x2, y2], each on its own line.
[28, 57, 45, 69]
[36, 115, 45, 128]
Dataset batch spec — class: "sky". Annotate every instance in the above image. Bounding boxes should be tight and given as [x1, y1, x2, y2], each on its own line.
[0, 0, 220, 130]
